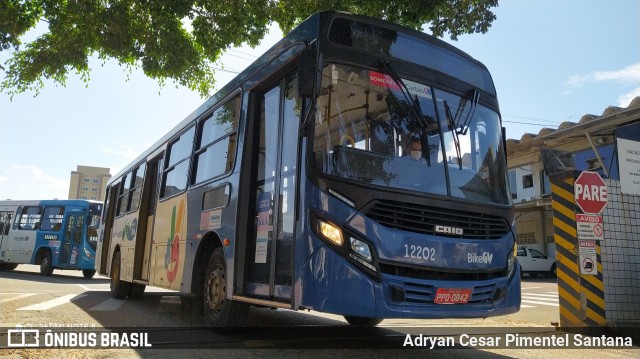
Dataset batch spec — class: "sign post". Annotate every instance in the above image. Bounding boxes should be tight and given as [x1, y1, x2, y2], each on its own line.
[548, 169, 607, 328]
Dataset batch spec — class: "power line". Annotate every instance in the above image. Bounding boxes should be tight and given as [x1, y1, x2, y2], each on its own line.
[211, 66, 241, 74]
[503, 119, 557, 127]
[227, 49, 259, 59]
[502, 113, 561, 126]
[225, 49, 259, 61]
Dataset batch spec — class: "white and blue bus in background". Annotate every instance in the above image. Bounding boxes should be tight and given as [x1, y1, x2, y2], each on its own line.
[0, 199, 102, 278]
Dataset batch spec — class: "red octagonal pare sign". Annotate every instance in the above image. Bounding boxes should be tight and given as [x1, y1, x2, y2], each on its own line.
[574, 171, 608, 214]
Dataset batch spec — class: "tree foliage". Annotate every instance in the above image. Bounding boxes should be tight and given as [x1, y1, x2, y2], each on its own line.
[0, 0, 498, 98]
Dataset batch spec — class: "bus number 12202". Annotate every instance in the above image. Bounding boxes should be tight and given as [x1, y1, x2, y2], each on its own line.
[404, 244, 436, 261]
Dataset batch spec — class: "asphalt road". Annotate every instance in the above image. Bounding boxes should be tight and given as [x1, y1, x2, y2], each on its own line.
[1, 265, 637, 358]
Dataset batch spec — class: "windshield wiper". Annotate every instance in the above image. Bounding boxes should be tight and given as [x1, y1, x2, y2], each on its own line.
[444, 100, 463, 170]
[379, 59, 431, 166]
[456, 89, 480, 136]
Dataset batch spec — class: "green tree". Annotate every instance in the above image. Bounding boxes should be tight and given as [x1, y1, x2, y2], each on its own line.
[0, 0, 498, 98]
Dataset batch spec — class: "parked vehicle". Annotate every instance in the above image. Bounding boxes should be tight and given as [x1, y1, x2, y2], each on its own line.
[517, 246, 557, 278]
[0, 200, 101, 278]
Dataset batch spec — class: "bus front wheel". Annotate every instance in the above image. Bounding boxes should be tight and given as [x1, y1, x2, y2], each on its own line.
[83, 269, 96, 279]
[40, 251, 54, 276]
[203, 248, 248, 331]
[344, 316, 383, 327]
[110, 251, 130, 299]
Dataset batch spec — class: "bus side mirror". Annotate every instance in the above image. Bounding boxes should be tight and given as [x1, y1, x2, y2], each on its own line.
[298, 46, 317, 98]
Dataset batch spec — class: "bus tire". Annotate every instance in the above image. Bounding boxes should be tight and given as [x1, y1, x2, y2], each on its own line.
[129, 283, 146, 299]
[203, 248, 248, 331]
[82, 269, 96, 279]
[110, 251, 130, 299]
[344, 316, 383, 327]
[40, 251, 54, 276]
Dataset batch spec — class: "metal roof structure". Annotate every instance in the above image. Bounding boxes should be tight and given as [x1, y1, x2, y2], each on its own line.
[506, 96, 640, 168]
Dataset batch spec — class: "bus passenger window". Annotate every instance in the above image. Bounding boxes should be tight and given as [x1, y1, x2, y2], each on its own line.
[18, 206, 42, 230]
[117, 173, 132, 216]
[194, 96, 239, 184]
[41, 207, 64, 231]
[162, 126, 195, 198]
[128, 162, 146, 212]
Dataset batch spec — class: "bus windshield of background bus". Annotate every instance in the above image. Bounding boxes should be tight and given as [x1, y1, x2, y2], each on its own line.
[87, 203, 102, 251]
[312, 63, 511, 205]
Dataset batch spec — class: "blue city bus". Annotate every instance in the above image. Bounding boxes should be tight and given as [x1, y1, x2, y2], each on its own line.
[97, 11, 519, 329]
[0, 200, 102, 278]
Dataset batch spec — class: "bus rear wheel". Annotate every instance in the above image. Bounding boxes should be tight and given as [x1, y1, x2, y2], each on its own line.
[344, 316, 383, 327]
[82, 269, 96, 279]
[110, 251, 130, 299]
[203, 248, 248, 331]
[40, 251, 54, 276]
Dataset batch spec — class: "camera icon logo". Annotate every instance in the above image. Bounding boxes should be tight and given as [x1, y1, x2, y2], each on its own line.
[7, 324, 40, 347]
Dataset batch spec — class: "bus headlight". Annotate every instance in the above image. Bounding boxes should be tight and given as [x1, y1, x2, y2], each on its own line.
[318, 219, 343, 246]
[84, 248, 94, 260]
[350, 237, 372, 262]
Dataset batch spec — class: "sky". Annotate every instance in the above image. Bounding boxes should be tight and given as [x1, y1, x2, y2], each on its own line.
[1, 0, 639, 200]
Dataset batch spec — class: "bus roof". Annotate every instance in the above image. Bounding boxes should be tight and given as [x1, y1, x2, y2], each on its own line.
[108, 11, 494, 183]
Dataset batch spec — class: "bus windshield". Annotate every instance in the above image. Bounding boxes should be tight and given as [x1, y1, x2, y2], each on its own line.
[312, 63, 511, 205]
[87, 203, 103, 251]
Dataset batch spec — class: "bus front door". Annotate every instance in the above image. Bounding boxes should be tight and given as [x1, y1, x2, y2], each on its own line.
[61, 213, 83, 267]
[245, 73, 300, 303]
[0, 211, 12, 261]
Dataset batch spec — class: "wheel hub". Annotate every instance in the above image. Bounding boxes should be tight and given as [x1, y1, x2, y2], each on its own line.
[206, 267, 225, 315]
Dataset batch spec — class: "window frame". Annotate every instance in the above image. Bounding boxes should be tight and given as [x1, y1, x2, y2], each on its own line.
[127, 161, 147, 214]
[522, 174, 534, 189]
[116, 171, 133, 217]
[40, 206, 65, 232]
[192, 95, 241, 186]
[17, 206, 43, 231]
[160, 125, 196, 200]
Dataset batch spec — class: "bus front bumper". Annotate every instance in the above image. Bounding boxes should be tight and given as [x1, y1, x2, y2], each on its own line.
[299, 245, 521, 319]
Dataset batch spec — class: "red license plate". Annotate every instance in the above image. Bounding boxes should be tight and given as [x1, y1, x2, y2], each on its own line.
[434, 288, 472, 304]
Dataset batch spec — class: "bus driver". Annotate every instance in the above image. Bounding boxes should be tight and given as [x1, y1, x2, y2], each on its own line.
[406, 139, 423, 161]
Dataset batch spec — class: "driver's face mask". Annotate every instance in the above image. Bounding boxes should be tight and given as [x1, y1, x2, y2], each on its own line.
[410, 151, 422, 160]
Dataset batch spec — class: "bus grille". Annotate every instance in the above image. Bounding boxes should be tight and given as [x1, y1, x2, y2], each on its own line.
[385, 275, 497, 305]
[364, 199, 509, 239]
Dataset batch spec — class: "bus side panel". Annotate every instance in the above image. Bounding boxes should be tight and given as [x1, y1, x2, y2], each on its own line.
[6, 227, 38, 264]
[151, 194, 188, 291]
[30, 234, 62, 267]
[112, 211, 139, 282]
